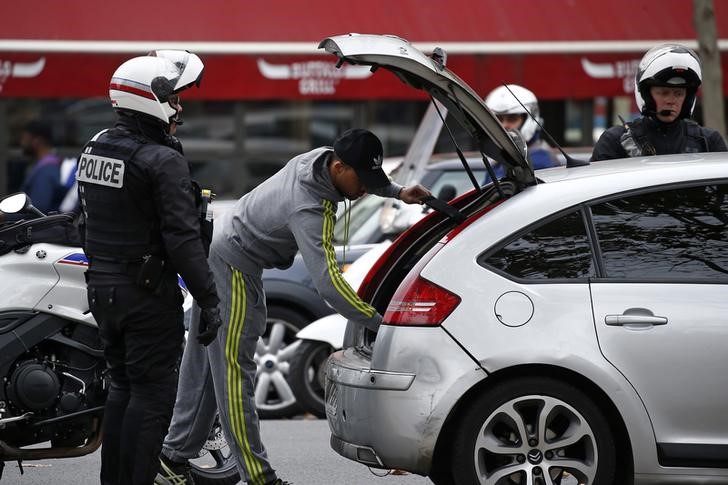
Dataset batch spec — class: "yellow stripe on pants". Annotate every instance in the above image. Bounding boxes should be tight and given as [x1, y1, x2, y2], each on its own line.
[226, 268, 265, 485]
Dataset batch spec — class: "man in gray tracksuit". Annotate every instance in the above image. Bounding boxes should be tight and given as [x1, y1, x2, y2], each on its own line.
[157, 129, 430, 485]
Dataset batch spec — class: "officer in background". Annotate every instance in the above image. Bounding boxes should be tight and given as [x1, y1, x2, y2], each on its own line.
[76, 50, 222, 485]
[592, 44, 727, 161]
[485, 84, 559, 170]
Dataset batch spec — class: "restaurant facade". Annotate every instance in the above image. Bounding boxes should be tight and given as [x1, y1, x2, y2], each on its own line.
[1, 0, 726, 196]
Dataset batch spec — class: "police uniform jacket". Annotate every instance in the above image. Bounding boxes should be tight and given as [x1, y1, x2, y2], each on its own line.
[591, 116, 728, 161]
[77, 114, 219, 310]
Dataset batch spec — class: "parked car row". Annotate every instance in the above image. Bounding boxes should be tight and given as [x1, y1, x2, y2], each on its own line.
[319, 33, 728, 485]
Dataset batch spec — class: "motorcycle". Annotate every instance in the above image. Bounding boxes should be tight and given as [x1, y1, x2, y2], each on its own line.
[0, 193, 238, 484]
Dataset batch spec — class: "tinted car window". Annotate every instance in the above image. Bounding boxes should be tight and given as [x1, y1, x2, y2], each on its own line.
[482, 210, 595, 280]
[591, 184, 728, 280]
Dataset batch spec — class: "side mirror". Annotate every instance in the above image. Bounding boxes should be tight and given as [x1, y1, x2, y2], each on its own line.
[0, 193, 44, 217]
[378, 200, 402, 235]
[436, 184, 457, 202]
[383, 203, 422, 235]
[0, 193, 30, 214]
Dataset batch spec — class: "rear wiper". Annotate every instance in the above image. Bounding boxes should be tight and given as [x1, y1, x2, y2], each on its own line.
[421, 195, 466, 223]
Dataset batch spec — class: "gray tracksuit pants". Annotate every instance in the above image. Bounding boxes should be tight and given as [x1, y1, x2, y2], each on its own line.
[162, 247, 277, 485]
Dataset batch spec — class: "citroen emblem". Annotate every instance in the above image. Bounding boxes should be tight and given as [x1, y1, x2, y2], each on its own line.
[527, 449, 543, 464]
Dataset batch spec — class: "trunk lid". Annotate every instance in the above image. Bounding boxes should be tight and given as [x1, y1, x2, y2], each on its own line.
[318, 33, 535, 187]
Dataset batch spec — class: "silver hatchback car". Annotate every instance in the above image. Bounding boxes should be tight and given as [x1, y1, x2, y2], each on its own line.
[320, 34, 728, 485]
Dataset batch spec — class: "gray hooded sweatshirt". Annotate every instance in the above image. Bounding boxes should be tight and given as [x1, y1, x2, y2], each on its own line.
[212, 147, 402, 330]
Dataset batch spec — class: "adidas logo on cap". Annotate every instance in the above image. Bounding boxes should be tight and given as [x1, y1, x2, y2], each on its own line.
[371, 154, 383, 170]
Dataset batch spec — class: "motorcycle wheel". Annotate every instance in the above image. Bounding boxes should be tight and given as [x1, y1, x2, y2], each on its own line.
[189, 416, 240, 485]
[288, 339, 334, 418]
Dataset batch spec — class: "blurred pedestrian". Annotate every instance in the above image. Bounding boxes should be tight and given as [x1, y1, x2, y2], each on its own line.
[19, 120, 66, 213]
[592, 44, 727, 161]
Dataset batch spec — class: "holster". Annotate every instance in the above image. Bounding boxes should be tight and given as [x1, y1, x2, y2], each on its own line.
[135, 254, 166, 291]
[89, 254, 167, 293]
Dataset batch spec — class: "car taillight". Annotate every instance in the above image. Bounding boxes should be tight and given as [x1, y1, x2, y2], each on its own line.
[384, 274, 461, 327]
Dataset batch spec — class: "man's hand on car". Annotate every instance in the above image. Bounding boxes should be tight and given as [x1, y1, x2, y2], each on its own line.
[399, 184, 432, 204]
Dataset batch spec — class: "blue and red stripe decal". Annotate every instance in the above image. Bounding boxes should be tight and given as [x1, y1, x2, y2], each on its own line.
[57, 252, 88, 266]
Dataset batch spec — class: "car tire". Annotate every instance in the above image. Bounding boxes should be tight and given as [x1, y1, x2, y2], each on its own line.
[451, 377, 616, 485]
[254, 305, 308, 419]
[288, 340, 335, 418]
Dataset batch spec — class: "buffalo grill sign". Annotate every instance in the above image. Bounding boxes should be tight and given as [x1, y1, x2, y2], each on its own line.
[2, 52, 727, 100]
[256, 59, 373, 95]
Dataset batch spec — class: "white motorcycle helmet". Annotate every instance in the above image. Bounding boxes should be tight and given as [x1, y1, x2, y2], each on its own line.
[635, 44, 702, 119]
[109, 50, 204, 125]
[485, 84, 542, 144]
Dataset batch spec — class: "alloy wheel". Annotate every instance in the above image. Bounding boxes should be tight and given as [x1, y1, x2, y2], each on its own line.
[474, 395, 598, 485]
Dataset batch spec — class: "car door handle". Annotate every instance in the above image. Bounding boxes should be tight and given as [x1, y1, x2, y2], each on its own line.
[605, 308, 668, 326]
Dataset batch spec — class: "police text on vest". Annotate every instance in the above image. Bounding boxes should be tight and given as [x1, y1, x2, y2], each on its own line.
[76, 155, 125, 188]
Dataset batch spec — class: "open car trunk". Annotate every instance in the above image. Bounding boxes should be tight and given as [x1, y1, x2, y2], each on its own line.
[344, 180, 518, 352]
[318, 34, 533, 352]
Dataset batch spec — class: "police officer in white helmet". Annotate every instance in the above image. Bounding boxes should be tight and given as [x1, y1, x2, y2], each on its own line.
[592, 44, 727, 161]
[77, 50, 221, 485]
[485, 84, 559, 170]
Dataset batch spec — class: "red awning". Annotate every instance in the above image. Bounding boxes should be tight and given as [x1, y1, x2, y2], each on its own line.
[4, 51, 728, 101]
[1, 0, 726, 99]
[3, 0, 725, 44]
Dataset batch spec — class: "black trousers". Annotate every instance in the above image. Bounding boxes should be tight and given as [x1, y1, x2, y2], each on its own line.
[87, 271, 184, 485]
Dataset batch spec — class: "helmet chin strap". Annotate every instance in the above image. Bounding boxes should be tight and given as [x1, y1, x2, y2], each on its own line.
[169, 110, 184, 127]
[166, 112, 183, 135]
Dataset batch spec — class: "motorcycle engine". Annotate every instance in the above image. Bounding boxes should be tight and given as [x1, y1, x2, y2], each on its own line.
[1, 323, 106, 449]
[7, 360, 61, 412]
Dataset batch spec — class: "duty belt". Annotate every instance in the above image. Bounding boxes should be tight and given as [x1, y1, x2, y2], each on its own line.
[88, 256, 145, 276]
[89, 254, 170, 293]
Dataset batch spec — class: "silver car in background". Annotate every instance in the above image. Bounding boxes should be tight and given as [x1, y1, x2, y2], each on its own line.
[320, 34, 728, 485]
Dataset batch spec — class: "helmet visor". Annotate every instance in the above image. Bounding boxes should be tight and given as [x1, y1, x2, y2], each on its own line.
[151, 50, 205, 91]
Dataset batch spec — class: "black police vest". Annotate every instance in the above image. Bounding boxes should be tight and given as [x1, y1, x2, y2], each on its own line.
[628, 118, 709, 156]
[77, 130, 164, 261]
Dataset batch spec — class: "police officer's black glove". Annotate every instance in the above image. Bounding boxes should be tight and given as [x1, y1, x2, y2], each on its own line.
[197, 306, 222, 346]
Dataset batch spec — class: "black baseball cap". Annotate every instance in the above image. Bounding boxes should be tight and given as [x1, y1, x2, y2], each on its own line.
[333, 129, 389, 189]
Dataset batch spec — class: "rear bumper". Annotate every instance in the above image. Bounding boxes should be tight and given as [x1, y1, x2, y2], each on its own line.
[325, 325, 487, 475]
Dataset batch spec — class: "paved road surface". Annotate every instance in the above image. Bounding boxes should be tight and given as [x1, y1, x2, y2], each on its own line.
[2, 419, 434, 484]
